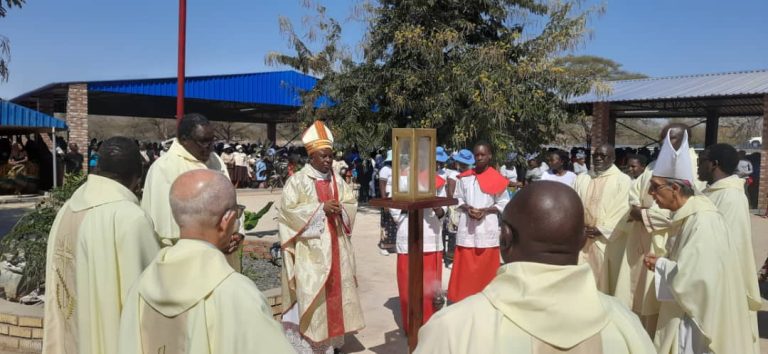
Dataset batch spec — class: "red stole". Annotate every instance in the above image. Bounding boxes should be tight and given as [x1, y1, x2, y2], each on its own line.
[458, 167, 507, 195]
[436, 175, 446, 190]
[314, 177, 345, 338]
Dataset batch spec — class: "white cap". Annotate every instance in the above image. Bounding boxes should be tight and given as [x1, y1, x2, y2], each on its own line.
[652, 130, 694, 184]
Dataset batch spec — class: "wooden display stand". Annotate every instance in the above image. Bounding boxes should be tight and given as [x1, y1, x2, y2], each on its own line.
[369, 196, 458, 353]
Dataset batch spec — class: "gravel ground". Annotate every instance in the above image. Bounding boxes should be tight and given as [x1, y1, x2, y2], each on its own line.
[242, 255, 282, 290]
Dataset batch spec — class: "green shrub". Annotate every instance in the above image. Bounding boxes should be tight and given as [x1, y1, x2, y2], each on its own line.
[0, 173, 86, 298]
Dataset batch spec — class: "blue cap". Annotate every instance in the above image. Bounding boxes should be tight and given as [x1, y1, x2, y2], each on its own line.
[436, 146, 449, 163]
[507, 152, 518, 161]
[454, 149, 475, 165]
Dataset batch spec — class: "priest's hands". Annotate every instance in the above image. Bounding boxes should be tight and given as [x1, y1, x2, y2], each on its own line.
[584, 227, 602, 238]
[644, 253, 658, 271]
[225, 233, 244, 255]
[629, 206, 643, 222]
[323, 200, 342, 216]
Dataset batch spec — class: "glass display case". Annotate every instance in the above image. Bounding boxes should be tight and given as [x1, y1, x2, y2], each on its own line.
[391, 128, 436, 201]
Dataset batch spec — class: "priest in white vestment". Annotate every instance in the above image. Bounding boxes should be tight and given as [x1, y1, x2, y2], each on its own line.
[141, 113, 243, 270]
[573, 144, 631, 291]
[118, 169, 293, 354]
[278, 121, 364, 353]
[644, 131, 754, 354]
[615, 123, 703, 336]
[416, 181, 655, 354]
[43, 137, 160, 354]
[697, 143, 761, 352]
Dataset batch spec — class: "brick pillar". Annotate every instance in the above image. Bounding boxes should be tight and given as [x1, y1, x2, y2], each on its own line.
[66, 83, 89, 173]
[759, 95, 768, 212]
[590, 102, 613, 149]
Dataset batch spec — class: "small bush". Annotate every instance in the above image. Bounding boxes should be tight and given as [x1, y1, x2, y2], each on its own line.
[0, 173, 86, 298]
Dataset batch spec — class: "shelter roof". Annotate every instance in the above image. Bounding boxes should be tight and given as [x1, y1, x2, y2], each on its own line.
[569, 69, 768, 118]
[0, 100, 67, 133]
[11, 70, 328, 123]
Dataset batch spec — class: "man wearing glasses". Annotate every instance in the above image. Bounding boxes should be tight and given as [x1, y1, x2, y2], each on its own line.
[141, 113, 244, 270]
[118, 169, 294, 353]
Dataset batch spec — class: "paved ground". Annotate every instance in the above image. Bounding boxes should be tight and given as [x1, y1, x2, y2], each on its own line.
[1, 189, 768, 353]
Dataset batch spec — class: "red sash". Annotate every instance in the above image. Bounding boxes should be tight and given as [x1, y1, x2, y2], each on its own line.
[458, 167, 507, 195]
[314, 176, 345, 338]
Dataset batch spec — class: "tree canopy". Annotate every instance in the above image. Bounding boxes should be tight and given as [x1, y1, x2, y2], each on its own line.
[554, 55, 647, 81]
[0, 0, 25, 81]
[269, 0, 602, 155]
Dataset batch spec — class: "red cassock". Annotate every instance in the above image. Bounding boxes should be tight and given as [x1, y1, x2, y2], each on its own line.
[447, 246, 499, 303]
[447, 167, 506, 303]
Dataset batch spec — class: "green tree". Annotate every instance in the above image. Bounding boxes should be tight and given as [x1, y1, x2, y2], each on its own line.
[0, 0, 25, 81]
[554, 55, 647, 81]
[269, 0, 602, 155]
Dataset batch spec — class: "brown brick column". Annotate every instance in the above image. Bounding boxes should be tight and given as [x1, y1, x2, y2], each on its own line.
[590, 102, 614, 149]
[758, 95, 768, 212]
[66, 83, 89, 173]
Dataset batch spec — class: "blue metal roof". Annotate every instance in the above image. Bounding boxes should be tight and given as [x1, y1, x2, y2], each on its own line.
[0, 101, 67, 130]
[570, 69, 768, 104]
[87, 70, 331, 108]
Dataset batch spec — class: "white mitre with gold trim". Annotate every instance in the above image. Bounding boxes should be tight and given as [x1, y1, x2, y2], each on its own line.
[301, 120, 335, 155]
[652, 129, 694, 184]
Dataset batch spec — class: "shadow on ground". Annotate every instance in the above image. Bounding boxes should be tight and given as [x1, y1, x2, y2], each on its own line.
[343, 297, 407, 354]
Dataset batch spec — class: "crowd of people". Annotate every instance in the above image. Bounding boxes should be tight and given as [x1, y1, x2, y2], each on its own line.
[38, 113, 766, 354]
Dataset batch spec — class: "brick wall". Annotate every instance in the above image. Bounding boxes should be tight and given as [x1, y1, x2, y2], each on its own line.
[590, 102, 613, 149]
[66, 83, 89, 174]
[758, 95, 768, 212]
[242, 238, 277, 260]
[0, 310, 43, 353]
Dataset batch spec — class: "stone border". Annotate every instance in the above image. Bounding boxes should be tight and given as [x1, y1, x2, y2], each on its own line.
[0, 300, 43, 353]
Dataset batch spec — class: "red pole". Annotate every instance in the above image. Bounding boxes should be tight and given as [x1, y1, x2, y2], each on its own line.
[177, 0, 186, 121]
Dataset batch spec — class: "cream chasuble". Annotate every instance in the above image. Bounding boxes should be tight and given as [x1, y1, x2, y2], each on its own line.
[140, 139, 241, 271]
[415, 262, 656, 354]
[654, 196, 754, 354]
[117, 239, 293, 354]
[141, 139, 228, 243]
[702, 175, 761, 352]
[573, 165, 631, 290]
[610, 161, 671, 335]
[278, 164, 364, 343]
[43, 175, 160, 354]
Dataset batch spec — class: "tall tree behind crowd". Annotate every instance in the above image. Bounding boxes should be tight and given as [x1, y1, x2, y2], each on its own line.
[269, 0, 602, 155]
[0, 0, 25, 82]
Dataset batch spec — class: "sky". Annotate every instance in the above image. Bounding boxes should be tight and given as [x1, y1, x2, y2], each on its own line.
[0, 0, 767, 99]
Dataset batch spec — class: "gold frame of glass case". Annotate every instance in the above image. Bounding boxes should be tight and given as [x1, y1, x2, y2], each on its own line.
[391, 128, 437, 201]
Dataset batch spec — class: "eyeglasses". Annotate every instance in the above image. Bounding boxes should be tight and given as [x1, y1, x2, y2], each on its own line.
[235, 204, 246, 219]
[648, 183, 672, 193]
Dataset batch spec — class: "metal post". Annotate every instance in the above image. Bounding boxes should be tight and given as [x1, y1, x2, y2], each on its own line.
[51, 127, 57, 189]
[177, 0, 186, 121]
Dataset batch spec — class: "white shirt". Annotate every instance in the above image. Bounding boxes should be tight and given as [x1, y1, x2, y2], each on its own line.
[443, 168, 459, 182]
[574, 162, 588, 175]
[379, 165, 393, 194]
[499, 165, 517, 184]
[736, 159, 753, 178]
[541, 170, 577, 187]
[234, 152, 248, 167]
[455, 174, 510, 248]
[390, 176, 446, 253]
